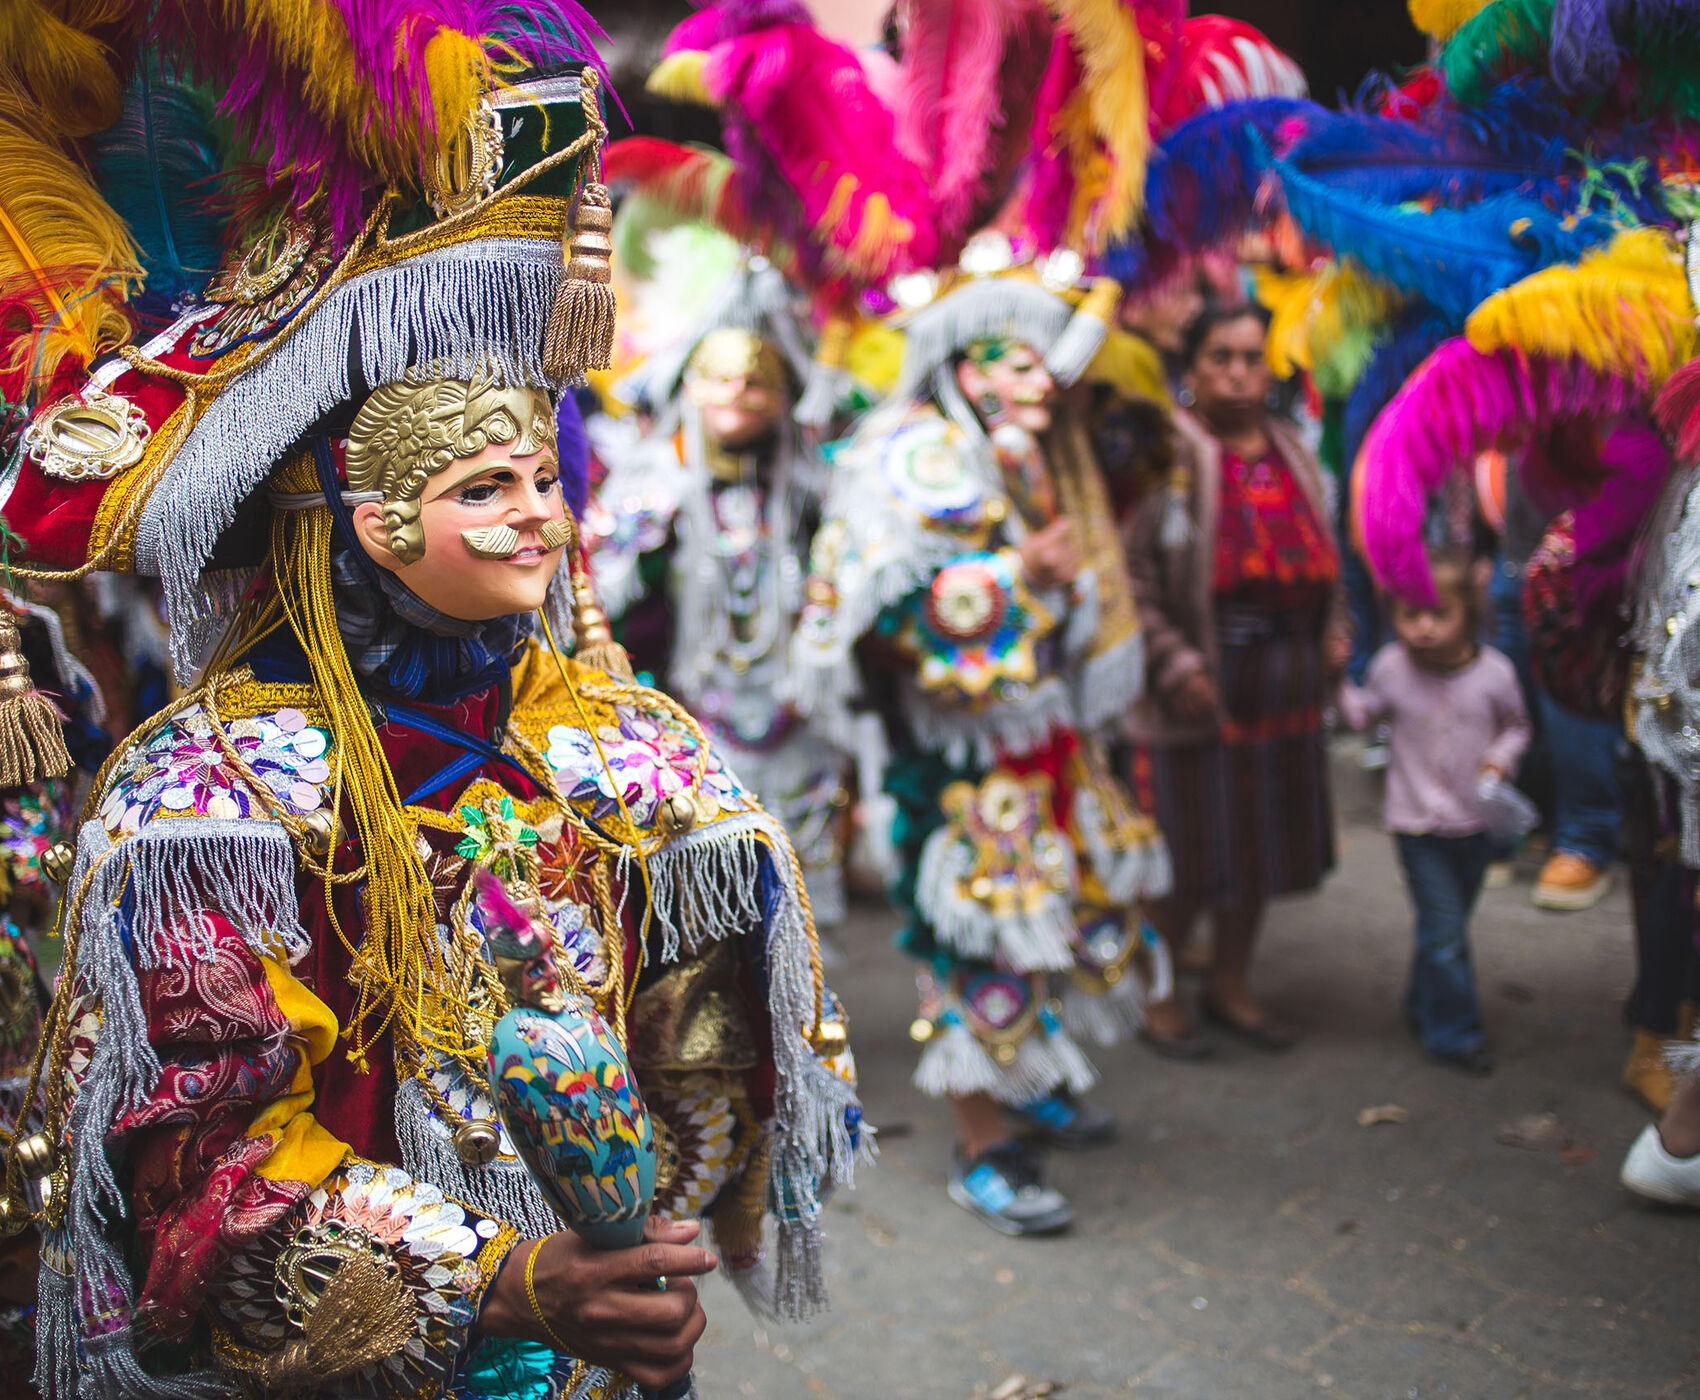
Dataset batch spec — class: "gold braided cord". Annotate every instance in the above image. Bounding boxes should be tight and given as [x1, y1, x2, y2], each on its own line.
[268, 456, 474, 1071]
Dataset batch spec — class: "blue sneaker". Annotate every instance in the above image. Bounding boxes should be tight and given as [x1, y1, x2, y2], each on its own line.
[1012, 1090, 1118, 1149]
[947, 1141, 1074, 1237]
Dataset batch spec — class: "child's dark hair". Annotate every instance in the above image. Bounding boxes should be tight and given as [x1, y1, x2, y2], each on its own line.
[1424, 549, 1485, 633]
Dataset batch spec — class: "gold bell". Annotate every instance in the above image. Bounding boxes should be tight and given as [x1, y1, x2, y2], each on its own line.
[297, 809, 344, 860]
[40, 841, 74, 885]
[807, 1020, 849, 1058]
[452, 1118, 500, 1167]
[908, 1017, 936, 1044]
[658, 794, 698, 837]
[15, 1132, 54, 1179]
[992, 1042, 1019, 1066]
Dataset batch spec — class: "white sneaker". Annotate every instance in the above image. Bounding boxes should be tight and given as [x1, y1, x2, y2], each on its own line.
[1620, 1124, 1700, 1205]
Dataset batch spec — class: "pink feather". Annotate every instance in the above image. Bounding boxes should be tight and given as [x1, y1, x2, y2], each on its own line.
[1356, 339, 1643, 603]
[1655, 356, 1700, 461]
[1133, 0, 1187, 130]
[662, 0, 808, 57]
[895, 0, 1022, 242]
[1020, 28, 1082, 254]
[703, 21, 939, 282]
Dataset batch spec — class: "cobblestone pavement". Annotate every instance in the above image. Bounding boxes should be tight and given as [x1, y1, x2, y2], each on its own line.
[692, 752, 1700, 1398]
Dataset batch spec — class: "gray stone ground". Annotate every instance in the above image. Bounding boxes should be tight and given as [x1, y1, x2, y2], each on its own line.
[692, 747, 1700, 1398]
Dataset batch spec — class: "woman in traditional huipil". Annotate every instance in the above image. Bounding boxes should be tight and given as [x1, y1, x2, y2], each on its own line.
[1126, 305, 1347, 1056]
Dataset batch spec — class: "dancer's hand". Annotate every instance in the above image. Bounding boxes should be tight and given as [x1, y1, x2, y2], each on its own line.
[480, 1217, 716, 1388]
[1018, 517, 1082, 589]
[1169, 670, 1219, 723]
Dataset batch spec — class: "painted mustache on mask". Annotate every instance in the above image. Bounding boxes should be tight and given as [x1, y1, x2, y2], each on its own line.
[461, 518, 576, 560]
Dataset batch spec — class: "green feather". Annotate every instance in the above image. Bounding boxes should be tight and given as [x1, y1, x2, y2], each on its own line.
[1441, 0, 1557, 105]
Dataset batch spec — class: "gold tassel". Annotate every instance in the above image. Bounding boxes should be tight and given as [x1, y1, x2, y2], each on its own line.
[543, 181, 616, 381]
[569, 554, 635, 682]
[253, 1250, 418, 1390]
[543, 69, 616, 382]
[0, 611, 69, 787]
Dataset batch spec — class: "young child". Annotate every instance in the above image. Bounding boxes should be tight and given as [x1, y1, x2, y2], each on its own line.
[1340, 554, 1531, 1075]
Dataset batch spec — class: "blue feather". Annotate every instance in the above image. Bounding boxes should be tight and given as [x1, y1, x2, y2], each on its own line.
[1343, 303, 1457, 467]
[1102, 96, 1313, 284]
[1273, 146, 1620, 324]
[1285, 80, 1604, 210]
[88, 59, 227, 310]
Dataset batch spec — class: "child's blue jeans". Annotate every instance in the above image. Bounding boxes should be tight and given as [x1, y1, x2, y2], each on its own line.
[1395, 832, 1491, 1056]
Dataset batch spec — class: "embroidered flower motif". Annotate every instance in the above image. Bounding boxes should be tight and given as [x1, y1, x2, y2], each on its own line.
[99, 707, 332, 837]
[454, 796, 539, 873]
[545, 706, 747, 826]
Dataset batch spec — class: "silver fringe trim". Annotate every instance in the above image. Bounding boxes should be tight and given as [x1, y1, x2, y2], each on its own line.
[1073, 630, 1146, 736]
[621, 807, 862, 1318]
[1632, 466, 1700, 863]
[913, 1018, 1097, 1105]
[112, 817, 310, 969]
[394, 1077, 563, 1242]
[132, 239, 570, 681]
[1072, 783, 1172, 906]
[55, 825, 226, 1398]
[915, 825, 1076, 972]
[33, 1245, 74, 1400]
[1060, 976, 1147, 1048]
[901, 674, 1075, 767]
[891, 280, 1073, 406]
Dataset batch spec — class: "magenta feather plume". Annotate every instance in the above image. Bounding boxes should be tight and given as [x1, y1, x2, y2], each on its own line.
[153, 0, 607, 244]
[662, 0, 810, 57]
[1567, 420, 1671, 560]
[1022, 29, 1083, 254]
[703, 21, 939, 282]
[1655, 356, 1700, 460]
[895, 0, 1020, 241]
[1134, 0, 1188, 128]
[1357, 338, 1643, 603]
[1527, 419, 1670, 628]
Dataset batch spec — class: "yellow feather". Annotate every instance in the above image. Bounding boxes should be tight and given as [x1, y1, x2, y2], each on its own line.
[1083, 328, 1172, 407]
[0, 0, 129, 136]
[0, 91, 142, 390]
[1465, 228, 1696, 387]
[1051, 0, 1150, 246]
[647, 51, 714, 106]
[202, 0, 487, 185]
[1258, 261, 1403, 392]
[1407, 0, 1494, 39]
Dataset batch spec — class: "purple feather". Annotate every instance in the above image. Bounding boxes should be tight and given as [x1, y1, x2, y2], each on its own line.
[1550, 0, 1620, 94]
[1552, 0, 1700, 94]
[557, 392, 590, 520]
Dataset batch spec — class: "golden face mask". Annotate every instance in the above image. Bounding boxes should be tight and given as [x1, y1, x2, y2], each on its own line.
[684, 328, 788, 400]
[345, 372, 557, 564]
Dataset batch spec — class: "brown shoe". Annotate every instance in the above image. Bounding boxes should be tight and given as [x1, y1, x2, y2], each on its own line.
[1533, 852, 1611, 911]
[1623, 1028, 1678, 1115]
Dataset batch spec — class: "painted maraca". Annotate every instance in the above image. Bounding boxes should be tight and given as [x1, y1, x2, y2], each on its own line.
[473, 873, 686, 1396]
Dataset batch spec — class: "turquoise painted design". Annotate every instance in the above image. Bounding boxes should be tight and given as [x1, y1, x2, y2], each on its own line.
[487, 1003, 657, 1249]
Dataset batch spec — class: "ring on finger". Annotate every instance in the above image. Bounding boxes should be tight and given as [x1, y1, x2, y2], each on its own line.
[655, 1275, 668, 1292]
